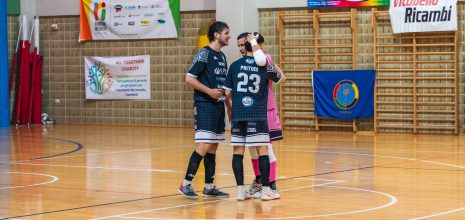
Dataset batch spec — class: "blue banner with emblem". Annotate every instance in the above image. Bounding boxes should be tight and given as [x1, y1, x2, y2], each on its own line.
[312, 70, 375, 119]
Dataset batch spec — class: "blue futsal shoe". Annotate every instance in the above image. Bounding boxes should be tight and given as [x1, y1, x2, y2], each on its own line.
[178, 184, 198, 199]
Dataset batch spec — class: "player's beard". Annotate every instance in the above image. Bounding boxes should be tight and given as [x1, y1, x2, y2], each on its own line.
[219, 37, 229, 47]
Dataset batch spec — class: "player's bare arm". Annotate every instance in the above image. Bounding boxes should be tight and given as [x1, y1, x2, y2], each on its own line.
[185, 75, 223, 100]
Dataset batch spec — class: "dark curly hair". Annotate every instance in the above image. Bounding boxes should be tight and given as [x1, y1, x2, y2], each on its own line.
[207, 21, 229, 42]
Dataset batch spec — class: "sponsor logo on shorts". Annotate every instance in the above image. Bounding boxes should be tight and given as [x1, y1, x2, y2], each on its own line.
[247, 127, 257, 132]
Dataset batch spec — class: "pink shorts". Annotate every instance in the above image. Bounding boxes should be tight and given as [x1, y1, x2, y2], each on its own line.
[267, 108, 283, 141]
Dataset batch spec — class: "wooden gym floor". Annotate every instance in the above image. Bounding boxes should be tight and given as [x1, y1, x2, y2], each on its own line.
[0, 124, 465, 219]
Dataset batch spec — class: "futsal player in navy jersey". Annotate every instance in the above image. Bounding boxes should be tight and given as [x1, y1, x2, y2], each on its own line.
[178, 21, 231, 199]
[237, 32, 285, 200]
[224, 36, 283, 201]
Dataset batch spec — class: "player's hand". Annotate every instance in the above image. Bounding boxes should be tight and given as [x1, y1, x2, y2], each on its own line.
[209, 88, 224, 100]
[246, 33, 257, 43]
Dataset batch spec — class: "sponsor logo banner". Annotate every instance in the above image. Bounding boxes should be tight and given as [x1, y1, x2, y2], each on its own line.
[80, 0, 179, 40]
[389, 0, 457, 33]
[85, 55, 151, 99]
[308, 0, 389, 8]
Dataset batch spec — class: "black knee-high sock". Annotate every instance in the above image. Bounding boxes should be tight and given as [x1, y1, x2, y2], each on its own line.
[184, 151, 203, 181]
[204, 153, 216, 184]
[259, 155, 270, 187]
[256, 175, 262, 184]
[232, 154, 244, 186]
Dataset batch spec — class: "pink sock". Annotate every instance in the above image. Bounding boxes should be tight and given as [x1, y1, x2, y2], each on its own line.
[269, 161, 277, 182]
[252, 159, 261, 176]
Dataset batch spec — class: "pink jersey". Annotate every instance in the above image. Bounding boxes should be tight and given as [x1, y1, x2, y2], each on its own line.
[265, 54, 277, 110]
[265, 54, 283, 141]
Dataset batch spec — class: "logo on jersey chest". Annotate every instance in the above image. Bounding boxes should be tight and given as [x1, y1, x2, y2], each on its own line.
[242, 96, 254, 107]
[245, 58, 255, 64]
[214, 67, 227, 76]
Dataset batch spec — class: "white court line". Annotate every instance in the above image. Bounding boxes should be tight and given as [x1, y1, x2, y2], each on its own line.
[35, 146, 187, 161]
[90, 179, 344, 220]
[4, 163, 186, 174]
[0, 172, 58, 190]
[90, 199, 232, 220]
[0, 162, 259, 178]
[6, 146, 188, 163]
[91, 180, 397, 220]
[419, 160, 465, 170]
[409, 206, 465, 220]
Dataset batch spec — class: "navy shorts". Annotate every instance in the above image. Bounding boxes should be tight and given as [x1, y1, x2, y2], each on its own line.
[194, 101, 225, 143]
[231, 121, 270, 147]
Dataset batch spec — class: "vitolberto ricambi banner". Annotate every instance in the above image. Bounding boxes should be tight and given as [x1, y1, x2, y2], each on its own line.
[80, 0, 180, 40]
[389, 0, 457, 33]
[85, 55, 151, 100]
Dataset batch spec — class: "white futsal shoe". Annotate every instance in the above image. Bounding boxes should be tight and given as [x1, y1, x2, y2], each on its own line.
[261, 187, 273, 201]
[237, 186, 252, 201]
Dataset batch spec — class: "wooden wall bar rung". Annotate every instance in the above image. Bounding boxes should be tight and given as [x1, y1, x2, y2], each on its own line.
[281, 84, 313, 88]
[416, 52, 455, 55]
[317, 45, 353, 48]
[377, 93, 414, 97]
[282, 54, 315, 57]
[281, 69, 313, 72]
[281, 37, 315, 41]
[282, 108, 314, 111]
[376, 44, 414, 47]
[417, 110, 455, 113]
[282, 92, 313, 96]
[377, 77, 414, 80]
[377, 109, 414, 113]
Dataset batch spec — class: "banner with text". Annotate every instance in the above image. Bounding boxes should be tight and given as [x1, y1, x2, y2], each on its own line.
[389, 0, 457, 33]
[313, 70, 375, 119]
[80, 0, 180, 41]
[85, 55, 151, 100]
[308, 0, 389, 8]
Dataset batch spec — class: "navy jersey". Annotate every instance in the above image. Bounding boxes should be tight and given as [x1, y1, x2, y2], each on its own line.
[224, 56, 281, 122]
[187, 46, 227, 102]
